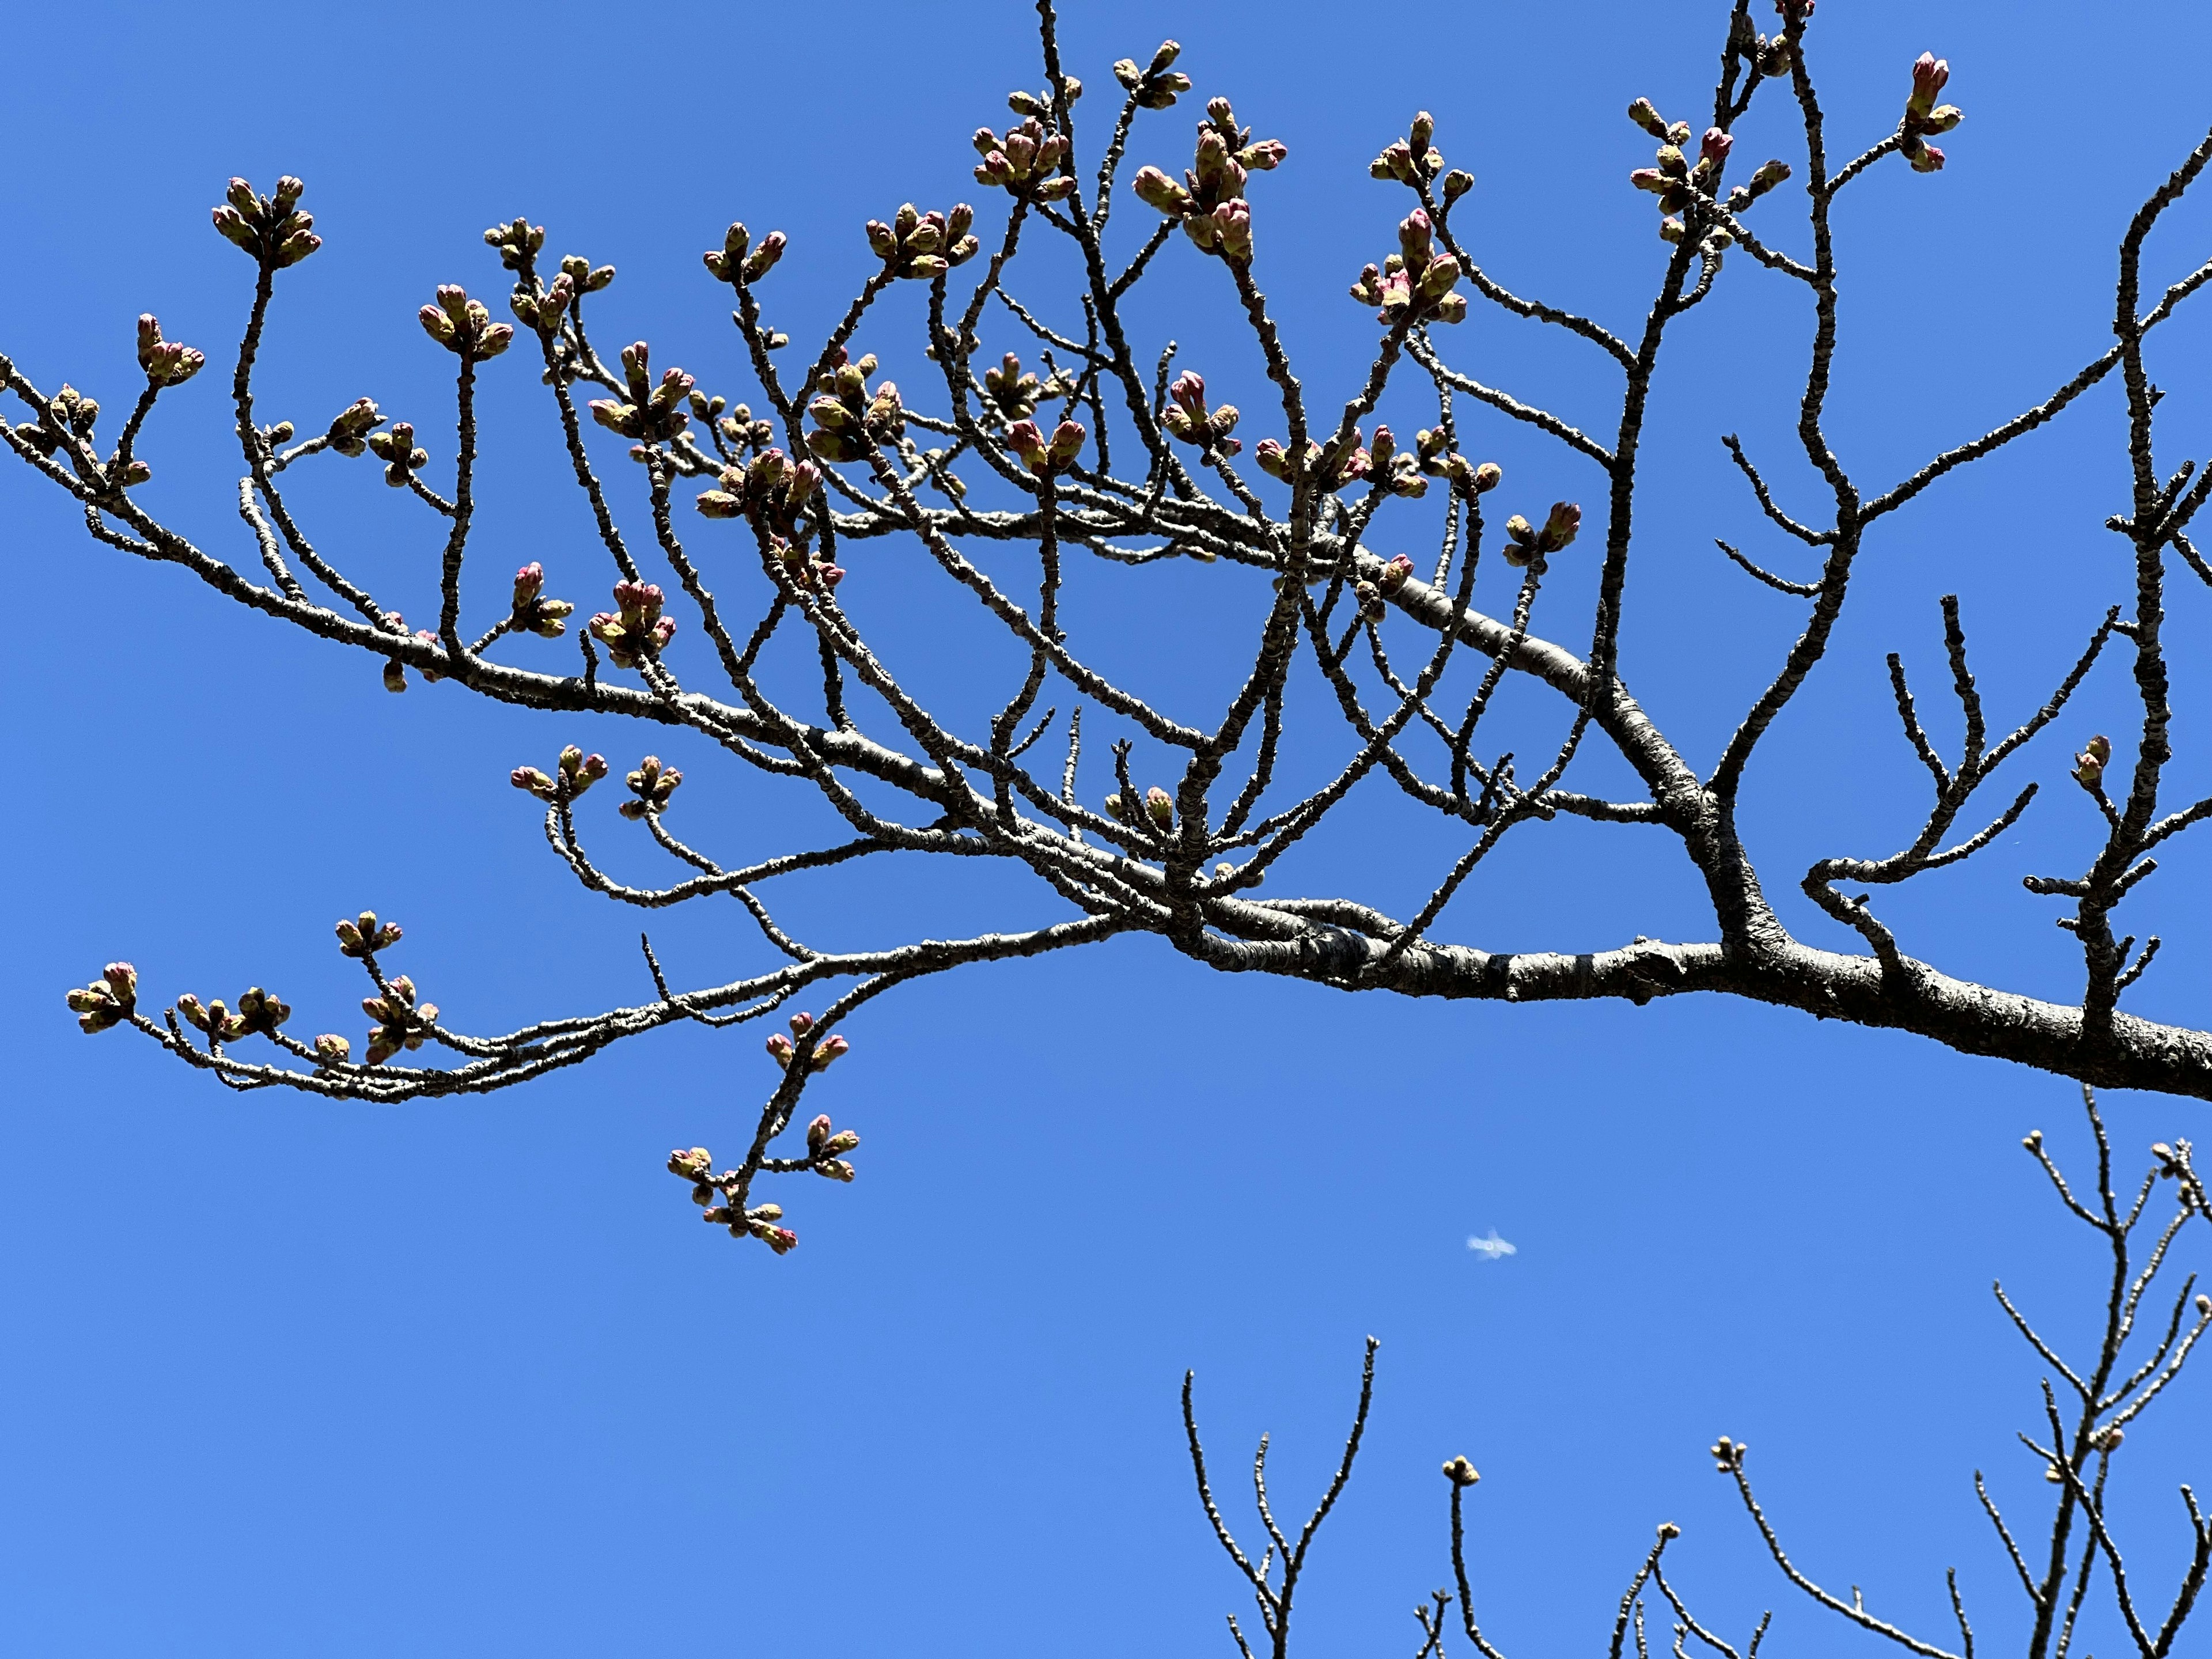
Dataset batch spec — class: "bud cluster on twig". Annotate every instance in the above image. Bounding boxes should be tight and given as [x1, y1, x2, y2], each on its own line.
[619, 755, 683, 820]
[1369, 111, 1475, 210]
[1162, 371, 1241, 457]
[588, 579, 676, 669]
[1132, 96, 1283, 263]
[1349, 207, 1468, 327]
[1502, 502, 1582, 568]
[1901, 52, 1963, 174]
[590, 340, 692, 445]
[511, 744, 608, 802]
[808, 350, 903, 463]
[695, 446, 824, 541]
[135, 315, 204, 388]
[65, 963, 137, 1034]
[868, 203, 981, 279]
[1111, 41, 1190, 111]
[210, 176, 320, 268]
[703, 221, 785, 288]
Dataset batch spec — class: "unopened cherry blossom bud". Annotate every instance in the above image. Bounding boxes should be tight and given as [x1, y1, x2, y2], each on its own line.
[1145, 786, 1174, 830]
[1908, 52, 1949, 117]
[1212, 199, 1252, 263]
[1441, 1456, 1480, 1487]
[1442, 170, 1475, 204]
[810, 1035, 850, 1071]
[1700, 127, 1733, 165]
[314, 1033, 351, 1065]
[1133, 166, 1192, 216]
[765, 1032, 794, 1068]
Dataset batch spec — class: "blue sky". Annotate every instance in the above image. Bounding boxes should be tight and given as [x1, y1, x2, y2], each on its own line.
[3, 2, 2209, 1654]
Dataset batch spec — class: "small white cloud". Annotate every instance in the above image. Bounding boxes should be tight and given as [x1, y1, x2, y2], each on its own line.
[1467, 1230, 1517, 1260]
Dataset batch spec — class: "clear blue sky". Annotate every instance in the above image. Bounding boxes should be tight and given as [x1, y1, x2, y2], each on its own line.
[3, 2, 2208, 1655]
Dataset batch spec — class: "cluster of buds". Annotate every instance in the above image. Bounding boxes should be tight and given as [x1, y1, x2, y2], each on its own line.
[2072, 733, 2112, 789]
[1370, 112, 1475, 207]
[65, 963, 137, 1034]
[805, 1111, 862, 1182]
[1161, 371, 1241, 456]
[136, 315, 205, 388]
[1349, 207, 1466, 327]
[1626, 109, 1749, 245]
[1408, 430, 1501, 497]
[362, 976, 437, 1066]
[1104, 786, 1176, 832]
[52, 384, 100, 439]
[557, 253, 618, 296]
[589, 341, 693, 445]
[417, 285, 514, 360]
[1900, 53, 1963, 173]
[764, 1011, 851, 1072]
[176, 993, 251, 1044]
[482, 217, 544, 272]
[1502, 501, 1582, 567]
[1005, 416, 1086, 480]
[1255, 433, 1373, 491]
[507, 562, 575, 638]
[2149, 1140, 2199, 1209]
[509, 270, 575, 335]
[717, 402, 775, 453]
[233, 986, 292, 1039]
[699, 1180, 800, 1254]
[210, 176, 320, 268]
[335, 910, 403, 959]
[702, 222, 786, 286]
[1131, 97, 1283, 262]
[1441, 1456, 1481, 1488]
[669, 1147, 785, 1246]
[769, 536, 846, 597]
[1710, 1435, 1748, 1474]
[619, 755, 683, 820]
[807, 351, 904, 462]
[974, 113, 1076, 203]
[696, 446, 821, 537]
[370, 611, 445, 693]
[324, 397, 383, 457]
[1366, 427, 1429, 498]
[366, 421, 429, 488]
[1375, 554, 1419, 598]
[511, 744, 608, 802]
[313, 1033, 352, 1069]
[866, 203, 980, 279]
[1354, 551, 1419, 619]
[1112, 41, 1190, 109]
[588, 580, 676, 669]
[982, 353, 1063, 422]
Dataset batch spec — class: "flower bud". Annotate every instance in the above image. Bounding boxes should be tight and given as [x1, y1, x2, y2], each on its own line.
[810, 1034, 850, 1071]
[1144, 786, 1174, 829]
[1627, 98, 1671, 139]
[1441, 1456, 1480, 1487]
[314, 1033, 351, 1065]
[1442, 170, 1475, 204]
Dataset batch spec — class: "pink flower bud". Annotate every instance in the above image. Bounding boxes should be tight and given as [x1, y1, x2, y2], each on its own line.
[1700, 127, 1733, 165]
[765, 1032, 794, 1067]
[1908, 52, 1949, 116]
